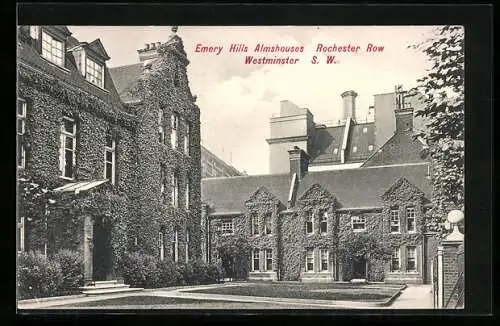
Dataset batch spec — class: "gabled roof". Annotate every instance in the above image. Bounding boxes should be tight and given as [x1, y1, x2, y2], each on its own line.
[202, 163, 432, 213]
[109, 63, 143, 103]
[361, 130, 429, 167]
[87, 39, 111, 61]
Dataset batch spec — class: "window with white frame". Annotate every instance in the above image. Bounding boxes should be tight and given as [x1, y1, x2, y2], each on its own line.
[351, 215, 366, 231]
[17, 216, 25, 253]
[363, 127, 368, 133]
[333, 148, 338, 155]
[185, 177, 190, 209]
[17, 99, 26, 168]
[29, 26, 39, 40]
[85, 57, 104, 88]
[265, 249, 273, 271]
[320, 212, 328, 234]
[104, 130, 116, 184]
[160, 167, 165, 201]
[306, 213, 313, 234]
[368, 145, 374, 151]
[170, 113, 179, 149]
[185, 228, 190, 262]
[391, 247, 400, 272]
[184, 120, 191, 156]
[158, 231, 164, 261]
[171, 171, 179, 207]
[306, 249, 314, 272]
[221, 219, 234, 235]
[158, 110, 165, 144]
[251, 214, 259, 235]
[41, 30, 64, 66]
[406, 246, 417, 272]
[264, 213, 272, 235]
[172, 229, 178, 262]
[60, 116, 76, 179]
[320, 249, 329, 271]
[353, 146, 358, 153]
[406, 207, 416, 232]
[390, 208, 400, 233]
[252, 249, 260, 271]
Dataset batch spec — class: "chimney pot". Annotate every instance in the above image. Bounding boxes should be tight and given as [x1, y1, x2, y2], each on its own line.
[341, 90, 358, 120]
[151, 42, 156, 49]
[156, 42, 161, 47]
[145, 44, 150, 50]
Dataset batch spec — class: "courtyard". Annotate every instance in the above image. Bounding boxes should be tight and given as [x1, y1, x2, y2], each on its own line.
[18, 282, 433, 310]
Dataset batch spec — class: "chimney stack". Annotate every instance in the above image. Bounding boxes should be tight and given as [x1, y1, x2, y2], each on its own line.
[394, 85, 413, 133]
[341, 90, 358, 120]
[288, 146, 310, 180]
[137, 41, 162, 62]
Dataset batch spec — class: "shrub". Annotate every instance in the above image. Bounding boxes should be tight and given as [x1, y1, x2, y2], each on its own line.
[17, 251, 63, 299]
[52, 249, 84, 293]
[157, 260, 182, 287]
[179, 262, 195, 285]
[206, 262, 223, 284]
[121, 252, 160, 288]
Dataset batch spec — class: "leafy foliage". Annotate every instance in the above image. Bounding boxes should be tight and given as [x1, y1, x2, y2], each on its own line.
[408, 25, 465, 231]
[17, 252, 63, 299]
[52, 249, 84, 292]
[216, 236, 251, 280]
[338, 232, 392, 261]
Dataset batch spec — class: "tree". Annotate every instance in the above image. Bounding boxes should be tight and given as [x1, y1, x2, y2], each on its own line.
[215, 236, 251, 280]
[408, 26, 465, 232]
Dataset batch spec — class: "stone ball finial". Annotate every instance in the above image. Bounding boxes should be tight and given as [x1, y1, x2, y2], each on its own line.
[447, 209, 464, 224]
[171, 26, 178, 33]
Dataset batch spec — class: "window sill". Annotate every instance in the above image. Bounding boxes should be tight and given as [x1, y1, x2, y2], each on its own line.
[352, 229, 366, 233]
[59, 176, 75, 181]
[83, 78, 109, 93]
[390, 231, 401, 234]
[40, 56, 71, 73]
[407, 231, 417, 234]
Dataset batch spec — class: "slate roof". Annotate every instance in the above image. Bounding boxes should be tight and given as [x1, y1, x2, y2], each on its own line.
[17, 27, 128, 113]
[309, 121, 376, 165]
[108, 63, 143, 103]
[202, 163, 432, 213]
[361, 130, 429, 167]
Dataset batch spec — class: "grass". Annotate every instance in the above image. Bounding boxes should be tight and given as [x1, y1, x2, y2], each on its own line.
[54, 296, 229, 307]
[185, 283, 402, 302]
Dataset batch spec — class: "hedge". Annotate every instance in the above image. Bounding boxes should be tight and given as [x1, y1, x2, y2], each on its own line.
[121, 252, 222, 289]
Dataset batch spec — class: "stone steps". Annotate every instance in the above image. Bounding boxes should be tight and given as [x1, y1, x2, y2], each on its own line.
[79, 280, 143, 295]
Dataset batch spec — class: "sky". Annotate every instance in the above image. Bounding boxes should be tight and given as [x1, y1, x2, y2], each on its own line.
[69, 26, 435, 175]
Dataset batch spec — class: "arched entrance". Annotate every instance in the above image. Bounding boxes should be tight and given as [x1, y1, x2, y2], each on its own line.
[92, 216, 113, 281]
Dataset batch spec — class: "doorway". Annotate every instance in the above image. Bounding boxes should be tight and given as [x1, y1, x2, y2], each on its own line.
[352, 257, 367, 279]
[92, 216, 113, 281]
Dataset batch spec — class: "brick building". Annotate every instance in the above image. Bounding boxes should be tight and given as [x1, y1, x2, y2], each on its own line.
[201, 145, 245, 178]
[202, 87, 440, 284]
[17, 26, 201, 282]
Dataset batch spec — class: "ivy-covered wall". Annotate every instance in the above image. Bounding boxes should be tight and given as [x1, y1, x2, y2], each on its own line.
[18, 30, 202, 280]
[283, 184, 337, 281]
[126, 36, 202, 263]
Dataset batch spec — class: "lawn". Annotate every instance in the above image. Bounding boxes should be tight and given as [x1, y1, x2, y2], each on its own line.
[184, 283, 403, 302]
[52, 296, 229, 308]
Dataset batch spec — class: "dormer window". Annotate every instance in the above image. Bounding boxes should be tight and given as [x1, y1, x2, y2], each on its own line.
[86, 57, 104, 88]
[41, 30, 64, 66]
